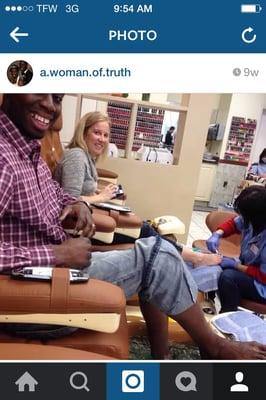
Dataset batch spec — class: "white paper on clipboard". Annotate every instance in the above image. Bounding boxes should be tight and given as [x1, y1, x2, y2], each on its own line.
[92, 202, 131, 213]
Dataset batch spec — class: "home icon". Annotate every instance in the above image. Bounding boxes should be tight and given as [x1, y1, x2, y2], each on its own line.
[15, 371, 38, 392]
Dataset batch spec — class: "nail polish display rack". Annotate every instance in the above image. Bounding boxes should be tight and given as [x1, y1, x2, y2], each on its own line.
[107, 101, 165, 151]
[224, 116, 256, 163]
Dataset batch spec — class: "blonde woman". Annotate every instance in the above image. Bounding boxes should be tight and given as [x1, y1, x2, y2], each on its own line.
[54, 111, 118, 203]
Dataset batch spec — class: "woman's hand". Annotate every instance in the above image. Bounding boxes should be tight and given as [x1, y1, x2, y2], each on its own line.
[220, 256, 239, 269]
[206, 232, 222, 253]
[98, 183, 118, 202]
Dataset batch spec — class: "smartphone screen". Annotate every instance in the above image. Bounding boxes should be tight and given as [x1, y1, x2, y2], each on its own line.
[0, 1, 266, 398]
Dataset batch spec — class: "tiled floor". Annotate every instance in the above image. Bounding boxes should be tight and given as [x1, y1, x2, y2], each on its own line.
[186, 211, 210, 247]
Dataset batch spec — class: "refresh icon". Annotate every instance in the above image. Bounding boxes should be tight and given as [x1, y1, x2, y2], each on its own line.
[241, 27, 257, 44]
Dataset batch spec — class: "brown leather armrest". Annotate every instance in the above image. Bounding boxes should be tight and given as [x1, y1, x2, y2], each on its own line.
[97, 168, 118, 179]
[93, 208, 142, 228]
[92, 212, 116, 232]
[0, 270, 125, 314]
[61, 213, 116, 233]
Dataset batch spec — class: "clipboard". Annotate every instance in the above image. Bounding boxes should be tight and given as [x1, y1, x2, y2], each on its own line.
[92, 202, 131, 213]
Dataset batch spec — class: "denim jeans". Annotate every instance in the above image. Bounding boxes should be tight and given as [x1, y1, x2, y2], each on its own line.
[218, 268, 266, 312]
[88, 236, 198, 315]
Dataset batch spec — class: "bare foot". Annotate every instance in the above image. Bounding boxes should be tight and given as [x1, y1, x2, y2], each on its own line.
[204, 338, 266, 360]
[192, 252, 222, 267]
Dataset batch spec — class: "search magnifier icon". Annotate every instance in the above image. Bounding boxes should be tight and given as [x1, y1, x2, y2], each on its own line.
[69, 371, 90, 392]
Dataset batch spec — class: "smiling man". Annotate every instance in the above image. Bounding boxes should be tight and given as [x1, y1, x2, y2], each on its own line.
[0, 94, 94, 270]
[1, 94, 266, 361]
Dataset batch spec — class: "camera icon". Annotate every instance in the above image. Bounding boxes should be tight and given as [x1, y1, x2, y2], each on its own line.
[122, 370, 144, 392]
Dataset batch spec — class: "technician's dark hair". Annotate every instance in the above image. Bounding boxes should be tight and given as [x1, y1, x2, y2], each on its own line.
[234, 185, 266, 232]
[259, 148, 266, 163]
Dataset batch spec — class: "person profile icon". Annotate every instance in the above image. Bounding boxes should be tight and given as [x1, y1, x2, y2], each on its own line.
[7, 60, 33, 86]
[230, 371, 249, 392]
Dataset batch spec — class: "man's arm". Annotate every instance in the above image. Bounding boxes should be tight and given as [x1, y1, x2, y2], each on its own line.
[0, 242, 55, 272]
[59, 202, 95, 238]
[52, 177, 79, 208]
[0, 161, 13, 218]
[0, 163, 93, 270]
[0, 161, 56, 270]
[0, 238, 93, 272]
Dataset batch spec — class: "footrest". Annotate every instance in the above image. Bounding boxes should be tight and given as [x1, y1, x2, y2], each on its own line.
[0, 312, 121, 333]
[152, 215, 185, 236]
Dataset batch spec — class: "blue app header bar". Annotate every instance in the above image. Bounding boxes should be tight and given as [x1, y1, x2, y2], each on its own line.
[0, 0, 265, 53]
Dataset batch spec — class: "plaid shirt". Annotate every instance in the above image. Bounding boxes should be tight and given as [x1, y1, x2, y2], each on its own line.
[0, 110, 77, 271]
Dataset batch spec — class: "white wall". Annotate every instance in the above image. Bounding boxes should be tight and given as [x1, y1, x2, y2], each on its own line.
[60, 95, 77, 146]
[149, 93, 168, 103]
[250, 110, 266, 164]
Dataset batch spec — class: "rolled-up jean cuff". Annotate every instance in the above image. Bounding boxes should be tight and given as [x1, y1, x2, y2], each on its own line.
[141, 235, 162, 289]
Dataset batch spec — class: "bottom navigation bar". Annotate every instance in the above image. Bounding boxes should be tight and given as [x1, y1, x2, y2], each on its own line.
[0, 362, 263, 399]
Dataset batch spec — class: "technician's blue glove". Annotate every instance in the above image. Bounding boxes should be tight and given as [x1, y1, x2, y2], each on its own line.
[206, 232, 221, 253]
[220, 256, 239, 269]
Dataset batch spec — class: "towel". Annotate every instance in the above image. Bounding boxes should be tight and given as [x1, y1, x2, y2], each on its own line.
[211, 311, 266, 344]
[186, 262, 222, 292]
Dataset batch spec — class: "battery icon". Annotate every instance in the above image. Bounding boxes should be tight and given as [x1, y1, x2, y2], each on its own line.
[241, 4, 262, 13]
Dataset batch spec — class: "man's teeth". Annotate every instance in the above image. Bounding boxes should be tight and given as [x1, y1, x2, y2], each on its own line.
[32, 113, 50, 124]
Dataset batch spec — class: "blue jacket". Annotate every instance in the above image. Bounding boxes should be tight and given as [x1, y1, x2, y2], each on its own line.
[248, 162, 266, 176]
[235, 216, 266, 298]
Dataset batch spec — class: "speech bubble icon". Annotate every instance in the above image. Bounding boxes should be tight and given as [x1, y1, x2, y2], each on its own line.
[175, 371, 197, 392]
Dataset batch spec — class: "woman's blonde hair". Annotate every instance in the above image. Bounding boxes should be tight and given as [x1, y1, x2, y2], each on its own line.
[67, 111, 111, 160]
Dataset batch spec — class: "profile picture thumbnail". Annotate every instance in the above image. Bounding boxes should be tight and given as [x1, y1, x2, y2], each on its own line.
[7, 60, 33, 86]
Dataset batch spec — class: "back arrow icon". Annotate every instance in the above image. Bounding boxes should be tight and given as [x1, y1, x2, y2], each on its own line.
[10, 27, 29, 43]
